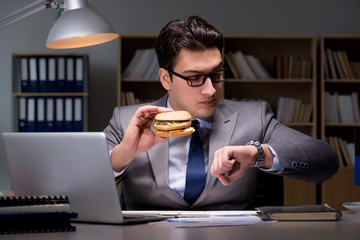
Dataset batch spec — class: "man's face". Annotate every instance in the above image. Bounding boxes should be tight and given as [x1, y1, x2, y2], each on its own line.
[162, 47, 223, 119]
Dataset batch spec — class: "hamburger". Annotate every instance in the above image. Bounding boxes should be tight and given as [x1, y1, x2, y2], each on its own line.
[153, 111, 195, 137]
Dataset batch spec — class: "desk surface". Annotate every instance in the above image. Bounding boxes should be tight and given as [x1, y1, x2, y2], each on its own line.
[1, 211, 359, 240]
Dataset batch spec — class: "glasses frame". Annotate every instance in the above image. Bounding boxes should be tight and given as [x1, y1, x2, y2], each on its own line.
[167, 68, 227, 87]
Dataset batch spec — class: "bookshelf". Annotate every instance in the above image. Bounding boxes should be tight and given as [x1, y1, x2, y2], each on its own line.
[118, 34, 318, 205]
[118, 34, 166, 106]
[320, 35, 360, 209]
[12, 53, 89, 132]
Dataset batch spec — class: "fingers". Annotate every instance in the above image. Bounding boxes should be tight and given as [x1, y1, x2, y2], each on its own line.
[134, 106, 171, 120]
[210, 146, 251, 185]
[130, 105, 172, 128]
[210, 146, 235, 177]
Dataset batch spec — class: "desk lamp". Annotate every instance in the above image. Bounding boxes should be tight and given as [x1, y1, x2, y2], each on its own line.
[0, 0, 119, 49]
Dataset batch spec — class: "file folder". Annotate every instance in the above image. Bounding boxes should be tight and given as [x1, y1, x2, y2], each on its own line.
[46, 98, 55, 132]
[65, 98, 73, 132]
[57, 57, 65, 92]
[55, 98, 64, 132]
[18, 97, 27, 132]
[38, 57, 47, 92]
[26, 98, 36, 132]
[73, 98, 83, 131]
[36, 98, 46, 132]
[28, 57, 38, 92]
[48, 57, 57, 92]
[19, 57, 29, 92]
[75, 56, 84, 92]
[65, 57, 75, 92]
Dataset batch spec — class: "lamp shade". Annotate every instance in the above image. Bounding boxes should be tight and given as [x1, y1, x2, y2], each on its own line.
[46, 7, 118, 49]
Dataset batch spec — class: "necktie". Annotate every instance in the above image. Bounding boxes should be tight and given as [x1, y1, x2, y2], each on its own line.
[184, 120, 206, 204]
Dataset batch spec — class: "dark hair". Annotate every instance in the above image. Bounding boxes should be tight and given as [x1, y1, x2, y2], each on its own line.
[155, 15, 223, 71]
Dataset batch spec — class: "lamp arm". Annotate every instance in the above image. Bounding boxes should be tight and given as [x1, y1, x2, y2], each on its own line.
[0, 0, 60, 31]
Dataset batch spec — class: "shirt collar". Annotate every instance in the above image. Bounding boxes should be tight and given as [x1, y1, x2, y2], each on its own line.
[166, 98, 212, 131]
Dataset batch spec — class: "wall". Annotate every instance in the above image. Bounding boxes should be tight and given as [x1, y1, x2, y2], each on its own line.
[1, 0, 360, 190]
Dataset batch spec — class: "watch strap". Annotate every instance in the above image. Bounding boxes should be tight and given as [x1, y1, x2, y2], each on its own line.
[246, 140, 264, 167]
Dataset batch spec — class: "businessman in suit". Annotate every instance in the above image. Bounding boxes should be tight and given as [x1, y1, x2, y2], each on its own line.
[104, 15, 338, 210]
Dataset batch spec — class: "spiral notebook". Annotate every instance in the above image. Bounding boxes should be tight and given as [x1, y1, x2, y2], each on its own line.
[2, 132, 167, 225]
[0, 195, 77, 234]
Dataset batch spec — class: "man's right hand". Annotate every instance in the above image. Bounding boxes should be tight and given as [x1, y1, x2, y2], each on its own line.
[111, 105, 172, 172]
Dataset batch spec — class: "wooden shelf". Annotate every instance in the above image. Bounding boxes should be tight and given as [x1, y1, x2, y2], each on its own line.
[118, 34, 318, 206]
[320, 35, 360, 208]
[12, 92, 89, 97]
[11, 53, 89, 132]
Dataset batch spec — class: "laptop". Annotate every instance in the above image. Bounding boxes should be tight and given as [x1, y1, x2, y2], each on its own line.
[2, 132, 167, 224]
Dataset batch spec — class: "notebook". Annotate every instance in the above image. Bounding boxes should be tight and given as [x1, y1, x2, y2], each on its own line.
[2, 132, 167, 225]
[256, 204, 342, 221]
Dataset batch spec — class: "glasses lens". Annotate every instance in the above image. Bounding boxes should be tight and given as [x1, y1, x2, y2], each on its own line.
[187, 75, 206, 86]
[211, 70, 225, 82]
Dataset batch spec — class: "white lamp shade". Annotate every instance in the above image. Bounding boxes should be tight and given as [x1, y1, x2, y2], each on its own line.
[46, 7, 118, 49]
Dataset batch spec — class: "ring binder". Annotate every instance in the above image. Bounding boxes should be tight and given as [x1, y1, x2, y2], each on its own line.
[0, 195, 77, 234]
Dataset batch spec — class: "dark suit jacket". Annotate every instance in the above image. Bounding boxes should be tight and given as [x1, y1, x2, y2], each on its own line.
[104, 95, 338, 210]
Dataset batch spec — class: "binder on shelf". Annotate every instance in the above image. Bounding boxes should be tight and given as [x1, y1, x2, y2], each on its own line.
[46, 98, 55, 132]
[19, 56, 29, 92]
[36, 98, 47, 132]
[26, 98, 36, 132]
[47, 57, 57, 92]
[55, 98, 64, 132]
[28, 57, 38, 92]
[57, 57, 66, 92]
[73, 97, 83, 132]
[65, 57, 75, 92]
[38, 57, 48, 92]
[18, 97, 27, 132]
[64, 98, 73, 132]
[75, 56, 84, 92]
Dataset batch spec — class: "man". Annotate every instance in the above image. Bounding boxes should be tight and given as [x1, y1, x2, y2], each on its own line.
[104, 15, 338, 210]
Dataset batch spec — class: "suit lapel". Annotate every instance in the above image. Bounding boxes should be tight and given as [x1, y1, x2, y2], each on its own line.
[147, 95, 189, 206]
[195, 100, 238, 204]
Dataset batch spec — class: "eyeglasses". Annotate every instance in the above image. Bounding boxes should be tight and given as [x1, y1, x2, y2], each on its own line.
[167, 68, 227, 87]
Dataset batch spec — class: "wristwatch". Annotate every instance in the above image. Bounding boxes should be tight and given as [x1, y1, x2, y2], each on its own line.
[246, 140, 264, 167]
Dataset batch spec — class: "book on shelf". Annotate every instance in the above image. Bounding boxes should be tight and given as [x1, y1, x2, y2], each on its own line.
[225, 53, 241, 78]
[121, 91, 155, 106]
[337, 94, 357, 124]
[324, 92, 339, 123]
[276, 97, 312, 123]
[324, 92, 360, 124]
[122, 48, 159, 79]
[256, 204, 342, 221]
[327, 136, 354, 168]
[246, 55, 272, 79]
[0, 195, 77, 234]
[225, 51, 272, 79]
[324, 49, 359, 79]
[327, 136, 344, 168]
[274, 55, 312, 79]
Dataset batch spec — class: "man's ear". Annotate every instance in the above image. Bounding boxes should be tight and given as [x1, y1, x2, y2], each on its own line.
[159, 68, 171, 90]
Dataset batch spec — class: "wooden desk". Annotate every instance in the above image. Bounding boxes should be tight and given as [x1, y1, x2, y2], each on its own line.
[1, 212, 359, 240]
